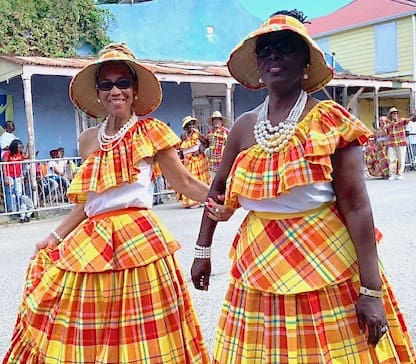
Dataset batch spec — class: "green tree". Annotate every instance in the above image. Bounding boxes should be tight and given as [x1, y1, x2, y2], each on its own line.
[0, 0, 115, 56]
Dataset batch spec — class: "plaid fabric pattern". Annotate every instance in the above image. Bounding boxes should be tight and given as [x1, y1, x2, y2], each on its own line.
[3, 210, 209, 363]
[225, 101, 371, 209]
[68, 118, 180, 204]
[206, 126, 229, 172]
[386, 119, 407, 147]
[212, 277, 415, 363]
[365, 138, 389, 178]
[180, 153, 211, 208]
[229, 203, 359, 294]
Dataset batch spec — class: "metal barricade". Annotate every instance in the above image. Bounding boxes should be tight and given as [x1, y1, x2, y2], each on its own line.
[405, 135, 416, 171]
[0, 157, 81, 217]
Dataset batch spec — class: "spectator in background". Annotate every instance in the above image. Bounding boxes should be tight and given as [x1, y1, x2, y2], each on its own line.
[406, 114, 416, 164]
[46, 148, 70, 197]
[1, 139, 30, 222]
[205, 111, 230, 178]
[152, 161, 165, 205]
[0, 121, 18, 155]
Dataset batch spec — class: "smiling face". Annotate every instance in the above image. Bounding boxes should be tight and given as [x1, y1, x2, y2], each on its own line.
[96, 62, 137, 120]
[255, 30, 309, 92]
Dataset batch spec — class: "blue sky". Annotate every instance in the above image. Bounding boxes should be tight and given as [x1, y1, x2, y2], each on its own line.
[238, 0, 353, 21]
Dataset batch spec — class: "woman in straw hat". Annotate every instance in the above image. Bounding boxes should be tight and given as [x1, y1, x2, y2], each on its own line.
[205, 111, 230, 178]
[191, 10, 415, 363]
[178, 116, 210, 208]
[3, 43, 210, 363]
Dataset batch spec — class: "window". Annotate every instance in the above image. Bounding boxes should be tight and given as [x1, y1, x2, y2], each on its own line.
[375, 22, 397, 73]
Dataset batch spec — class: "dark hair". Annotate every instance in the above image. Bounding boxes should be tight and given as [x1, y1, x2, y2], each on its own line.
[9, 139, 22, 155]
[269, 9, 309, 24]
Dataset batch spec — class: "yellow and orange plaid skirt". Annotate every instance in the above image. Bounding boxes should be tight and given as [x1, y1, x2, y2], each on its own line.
[180, 153, 211, 208]
[3, 209, 209, 364]
[213, 206, 415, 363]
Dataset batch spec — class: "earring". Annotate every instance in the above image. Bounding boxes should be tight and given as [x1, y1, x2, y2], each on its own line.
[303, 73, 309, 80]
[134, 95, 138, 100]
[259, 77, 263, 83]
[97, 99, 101, 103]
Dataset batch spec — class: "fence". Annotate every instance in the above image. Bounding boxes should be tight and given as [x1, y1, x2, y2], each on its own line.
[0, 157, 81, 218]
[0, 157, 176, 219]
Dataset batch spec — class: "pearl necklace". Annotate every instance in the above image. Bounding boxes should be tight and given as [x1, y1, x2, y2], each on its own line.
[97, 113, 138, 151]
[254, 91, 307, 153]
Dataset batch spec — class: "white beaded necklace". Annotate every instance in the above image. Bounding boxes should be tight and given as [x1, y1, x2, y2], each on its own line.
[97, 113, 138, 151]
[254, 91, 307, 153]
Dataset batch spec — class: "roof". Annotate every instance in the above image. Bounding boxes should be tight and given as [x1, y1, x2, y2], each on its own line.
[0, 54, 414, 91]
[307, 0, 416, 37]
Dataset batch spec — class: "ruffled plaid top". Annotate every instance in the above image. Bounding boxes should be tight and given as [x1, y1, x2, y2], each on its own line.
[68, 118, 179, 204]
[225, 101, 371, 209]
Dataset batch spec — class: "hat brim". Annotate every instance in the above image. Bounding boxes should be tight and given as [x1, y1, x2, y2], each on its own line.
[182, 118, 198, 129]
[69, 58, 162, 118]
[227, 18, 334, 94]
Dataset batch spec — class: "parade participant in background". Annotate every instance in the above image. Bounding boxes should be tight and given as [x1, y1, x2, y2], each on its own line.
[3, 42, 210, 364]
[178, 115, 211, 208]
[385, 107, 414, 180]
[365, 115, 389, 179]
[205, 111, 230, 178]
[191, 10, 415, 363]
[0, 121, 17, 155]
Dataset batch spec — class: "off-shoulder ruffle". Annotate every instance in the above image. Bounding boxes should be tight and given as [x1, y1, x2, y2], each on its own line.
[225, 101, 372, 209]
[179, 131, 199, 150]
[67, 118, 179, 204]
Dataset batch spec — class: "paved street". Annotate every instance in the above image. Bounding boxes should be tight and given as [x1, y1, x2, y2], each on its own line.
[1, 171, 416, 357]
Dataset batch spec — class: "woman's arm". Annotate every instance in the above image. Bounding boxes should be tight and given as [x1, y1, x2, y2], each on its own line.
[155, 147, 209, 203]
[331, 144, 386, 345]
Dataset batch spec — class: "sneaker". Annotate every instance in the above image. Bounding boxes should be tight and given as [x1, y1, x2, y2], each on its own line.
[19, 217, 25, 223]
[24, 216, 30, 223]
[396, 175, 404, 180]
[387, 176, 395, 181]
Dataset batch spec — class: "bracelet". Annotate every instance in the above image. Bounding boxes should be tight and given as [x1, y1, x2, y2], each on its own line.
[51, 230, 64, 243]
[359, 286, 383, 298]
[194, 245, 211, 259]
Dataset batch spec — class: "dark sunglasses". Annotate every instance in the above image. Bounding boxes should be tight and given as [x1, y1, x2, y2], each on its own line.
[255, 39, 301, 59]
[96, 78, 134, 91]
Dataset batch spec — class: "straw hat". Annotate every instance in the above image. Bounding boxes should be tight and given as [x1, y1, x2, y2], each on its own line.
[388, 107, 399, 116]
[206, 111, 229, 126]
[227, 14, 333, 93]
[182, 116, 198, 129]
[69, 43, 162, 118]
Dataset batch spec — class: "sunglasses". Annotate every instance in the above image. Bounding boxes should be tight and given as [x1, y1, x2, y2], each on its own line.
[256, 39, 302, 59]
[96, 78, 134, 91]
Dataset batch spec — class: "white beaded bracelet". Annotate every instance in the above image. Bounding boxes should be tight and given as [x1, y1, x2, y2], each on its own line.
[51, 230, 64, 243]
[194, 245, 211, 259]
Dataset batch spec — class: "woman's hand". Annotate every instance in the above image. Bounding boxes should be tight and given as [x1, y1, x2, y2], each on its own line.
[31, 233, 60, 259]
[356, 295, 388, 346]
[205, 196, 235, 221]
[191, 258, 211, 291]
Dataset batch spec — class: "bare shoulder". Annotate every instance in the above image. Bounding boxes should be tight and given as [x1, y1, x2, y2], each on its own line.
[79, 126, 100, 160]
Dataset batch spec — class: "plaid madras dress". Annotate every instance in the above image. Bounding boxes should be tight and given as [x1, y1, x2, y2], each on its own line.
[212, 101, 415, 363]
[179, 131, 211, 208]
[206, 126, 229, 173]
[3, 119, 209, 364]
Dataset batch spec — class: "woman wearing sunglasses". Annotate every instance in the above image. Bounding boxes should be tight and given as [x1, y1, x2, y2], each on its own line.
[4, 43, 210, 363]
[191, 10, 415, 363]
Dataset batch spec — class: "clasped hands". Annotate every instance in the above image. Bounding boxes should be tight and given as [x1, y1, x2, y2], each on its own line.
[204, 195, 235, 222]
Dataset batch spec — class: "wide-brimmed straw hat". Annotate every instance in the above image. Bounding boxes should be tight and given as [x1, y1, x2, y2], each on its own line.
[206, 111, 229, 126]
[182, 116, 198, 129]
[227, 15, 333, 93]
[70, 43, 162, 118]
